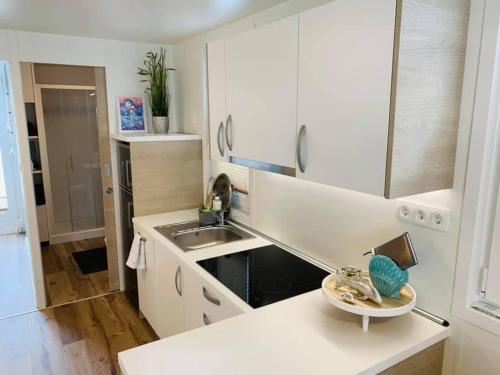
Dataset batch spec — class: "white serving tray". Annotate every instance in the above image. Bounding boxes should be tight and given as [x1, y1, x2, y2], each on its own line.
[322, 273, 416, 331]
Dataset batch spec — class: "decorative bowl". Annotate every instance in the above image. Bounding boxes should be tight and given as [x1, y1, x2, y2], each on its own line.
[369, 255, 408, 298]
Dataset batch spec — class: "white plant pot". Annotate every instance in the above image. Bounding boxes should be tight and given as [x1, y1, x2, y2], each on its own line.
[152, 116, 169, 133]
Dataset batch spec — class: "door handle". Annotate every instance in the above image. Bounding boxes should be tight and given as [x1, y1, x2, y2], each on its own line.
[217, 121, 225, 157]
[203, 313, 211, 325]
[225, 114, 233, 151]
[106, 187, 113, 194]
[174, 265, 182, 296]
[296, 125, 307, 173]
[202, 287, 221, 306]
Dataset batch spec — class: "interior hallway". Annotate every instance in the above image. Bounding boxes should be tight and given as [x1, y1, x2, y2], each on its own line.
[0, 234, 36, 319]
[0, 291, 157, 374]
[42, 237, 111, 307]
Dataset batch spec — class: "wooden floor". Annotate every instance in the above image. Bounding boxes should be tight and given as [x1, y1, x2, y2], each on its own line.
[42, 238, 112, 307]
[0, 234, 36, 319]
[0, 291, 157, 374]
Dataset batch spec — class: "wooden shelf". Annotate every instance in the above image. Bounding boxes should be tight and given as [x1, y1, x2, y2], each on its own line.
[28, 136, 39, 140]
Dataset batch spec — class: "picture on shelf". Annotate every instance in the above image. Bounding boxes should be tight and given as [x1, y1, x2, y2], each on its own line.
[118, 96, 147, 133]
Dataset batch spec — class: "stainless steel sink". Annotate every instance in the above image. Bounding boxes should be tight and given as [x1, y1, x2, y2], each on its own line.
[154, 221, 253, 251]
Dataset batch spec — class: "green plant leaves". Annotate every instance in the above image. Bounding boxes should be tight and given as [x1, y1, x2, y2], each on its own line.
[137, 48, 175, 117]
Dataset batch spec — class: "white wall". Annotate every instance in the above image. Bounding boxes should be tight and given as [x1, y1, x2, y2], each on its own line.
[171, 0, 500, 374]
[0, 29, 171, 306]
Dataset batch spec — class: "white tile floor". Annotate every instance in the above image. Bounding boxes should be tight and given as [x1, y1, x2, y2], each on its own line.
[0, 234, 36, 319]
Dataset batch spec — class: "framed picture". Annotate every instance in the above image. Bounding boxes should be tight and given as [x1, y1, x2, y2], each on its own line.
[118, 96, 147, 133]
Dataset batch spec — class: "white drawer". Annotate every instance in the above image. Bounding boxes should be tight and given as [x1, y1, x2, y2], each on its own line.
[185, 269, 244, 330]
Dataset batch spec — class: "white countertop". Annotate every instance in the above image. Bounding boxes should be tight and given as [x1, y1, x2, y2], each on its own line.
[120, 210, 449, 375]
[110, 132, 201, 143]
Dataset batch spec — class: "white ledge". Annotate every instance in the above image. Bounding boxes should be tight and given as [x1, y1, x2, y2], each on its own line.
[110, 132, 201, 143]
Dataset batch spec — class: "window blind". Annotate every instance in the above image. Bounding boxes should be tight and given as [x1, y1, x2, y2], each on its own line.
[215, 161, 249, 194]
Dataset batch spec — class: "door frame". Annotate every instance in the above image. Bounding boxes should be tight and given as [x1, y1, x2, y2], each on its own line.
[34, 84, 100, 242]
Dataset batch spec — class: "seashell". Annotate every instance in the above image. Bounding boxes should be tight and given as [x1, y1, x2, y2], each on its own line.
[369, 255, 408, 298]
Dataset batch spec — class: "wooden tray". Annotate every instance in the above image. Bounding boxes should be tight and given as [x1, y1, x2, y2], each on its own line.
[322, 274, 416, 331]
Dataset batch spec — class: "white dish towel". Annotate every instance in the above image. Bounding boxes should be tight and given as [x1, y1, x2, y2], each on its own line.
[126, 233, 146, 270]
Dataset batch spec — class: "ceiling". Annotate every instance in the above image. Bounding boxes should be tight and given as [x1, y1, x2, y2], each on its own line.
[0, 0, 289, 44]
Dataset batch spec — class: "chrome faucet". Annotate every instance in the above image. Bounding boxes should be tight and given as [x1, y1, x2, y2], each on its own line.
[218, 210, 225, 226]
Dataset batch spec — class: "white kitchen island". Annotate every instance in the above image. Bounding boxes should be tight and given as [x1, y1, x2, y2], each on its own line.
[119, 210, 449, 375]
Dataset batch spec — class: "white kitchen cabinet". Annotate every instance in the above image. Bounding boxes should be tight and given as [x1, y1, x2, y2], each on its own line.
[296, 0, 468, 198]
[225, 15, 298, 168]
[296, 0, 395, 196]
[135, 225, 158, 330]
[154, 242, 187, 338]
[207, 39, 228, 162]
[184, 267, 244, 330]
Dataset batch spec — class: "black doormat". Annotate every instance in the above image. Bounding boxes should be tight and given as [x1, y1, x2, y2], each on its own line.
[72, 247, 108, 275]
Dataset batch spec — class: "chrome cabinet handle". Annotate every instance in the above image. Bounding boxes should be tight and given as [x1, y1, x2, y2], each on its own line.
[202, 287, 221, 306]
[174, 265, 182, 296]
[296, 125, 307, 173]
[125, 160, 132, 188]
[127, 201, 133, 229]
[203, 313, 211, 325]
[225, 114, 233, 151]
[217, 121, 225, 156]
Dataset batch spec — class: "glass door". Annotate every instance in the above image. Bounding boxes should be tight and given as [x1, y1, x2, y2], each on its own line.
[41, 87, 104, 235]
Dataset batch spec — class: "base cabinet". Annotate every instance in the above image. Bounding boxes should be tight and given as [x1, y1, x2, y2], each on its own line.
[184, 268, 243, 330]
[135, 227, 244, 339]
[135, 225, 157, 331]
[154, 242, 186, 338]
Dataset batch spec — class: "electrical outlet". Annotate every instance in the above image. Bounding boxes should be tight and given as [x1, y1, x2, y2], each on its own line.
[397, 200, 450, 231]
[398, 204, 414, 221]
[414, 208, 427, 224]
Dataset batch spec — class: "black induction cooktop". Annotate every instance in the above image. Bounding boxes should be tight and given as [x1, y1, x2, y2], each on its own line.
[197, 245, 330, 308]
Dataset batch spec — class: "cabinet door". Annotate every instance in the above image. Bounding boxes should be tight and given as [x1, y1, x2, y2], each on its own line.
[155, 243, 186, 338]
[134, 226, 157, 329]
[296, 0, 396, 196]
[207, 40, 228, 161]
[225, 16, 298, 168]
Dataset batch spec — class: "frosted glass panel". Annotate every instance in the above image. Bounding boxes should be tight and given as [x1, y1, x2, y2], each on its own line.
[42, 88, 104, 235]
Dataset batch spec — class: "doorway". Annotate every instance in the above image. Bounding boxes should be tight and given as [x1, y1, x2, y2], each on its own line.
[20, 63, 119, 307]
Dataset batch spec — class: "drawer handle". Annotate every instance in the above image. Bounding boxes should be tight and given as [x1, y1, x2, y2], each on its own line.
[203, 313, 211, 326]
[202, 287, 221, 306]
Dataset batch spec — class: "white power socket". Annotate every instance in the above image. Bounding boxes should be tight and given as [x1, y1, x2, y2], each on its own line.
[397, 200, 450, 231]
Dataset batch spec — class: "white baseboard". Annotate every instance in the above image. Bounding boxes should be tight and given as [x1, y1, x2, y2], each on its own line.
[49, 227, 105, 245]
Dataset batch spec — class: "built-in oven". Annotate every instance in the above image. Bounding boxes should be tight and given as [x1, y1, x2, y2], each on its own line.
[118, 141, 136, 289]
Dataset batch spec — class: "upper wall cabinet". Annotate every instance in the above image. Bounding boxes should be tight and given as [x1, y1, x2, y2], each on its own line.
[207, 40, 228, 162]
[206, 0, 469, 198]
[296, 0, 395, 196]
[225, 16, 299, 169]
[296, 0, 469, 198]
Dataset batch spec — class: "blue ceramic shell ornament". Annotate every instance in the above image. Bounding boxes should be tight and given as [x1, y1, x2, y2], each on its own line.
[369, 255, 408, 298]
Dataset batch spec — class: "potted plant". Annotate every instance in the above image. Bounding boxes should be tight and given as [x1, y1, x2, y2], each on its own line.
[138, 48, 175, 133]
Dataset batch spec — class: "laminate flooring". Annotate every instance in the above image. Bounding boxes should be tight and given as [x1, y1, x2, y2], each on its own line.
[0, 234, 36, 319]
[42, 238, 112, 307]
[0, 291, 157, 375]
